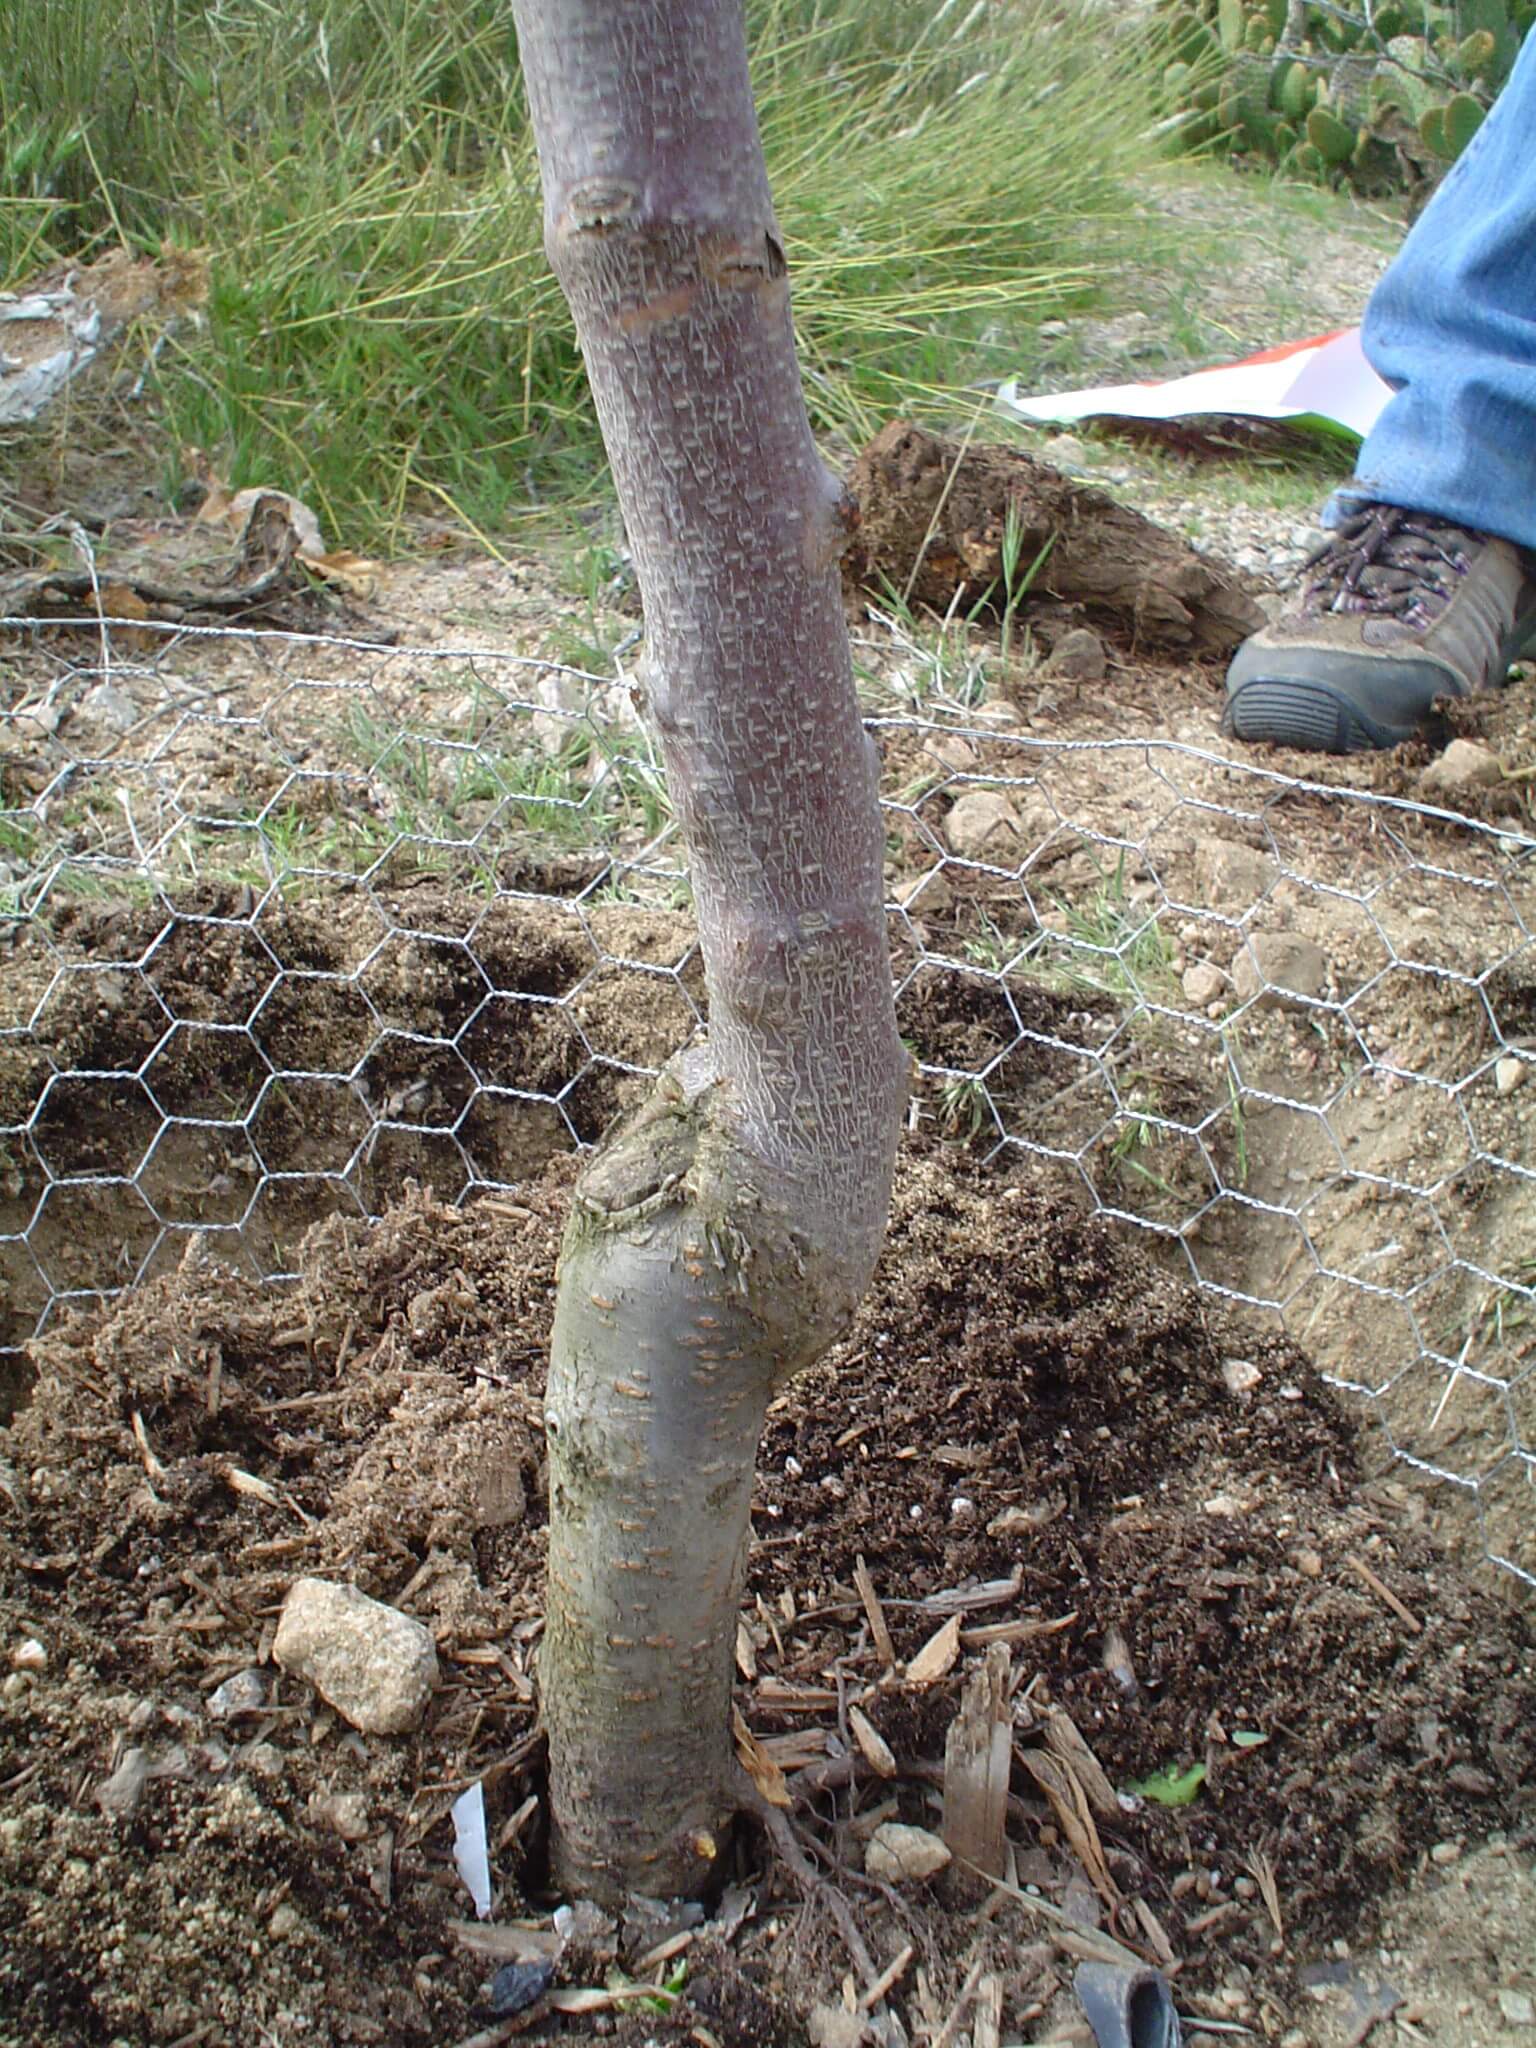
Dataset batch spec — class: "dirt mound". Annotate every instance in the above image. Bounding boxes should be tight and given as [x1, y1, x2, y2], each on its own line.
[2, 1146, 1531, 2047]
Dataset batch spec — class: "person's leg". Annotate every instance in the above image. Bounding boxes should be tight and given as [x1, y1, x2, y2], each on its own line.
[1224, 37, 1536, 752]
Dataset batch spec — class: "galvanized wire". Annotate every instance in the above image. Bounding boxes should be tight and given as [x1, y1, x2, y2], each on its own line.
[1, 613, 1532, 1583]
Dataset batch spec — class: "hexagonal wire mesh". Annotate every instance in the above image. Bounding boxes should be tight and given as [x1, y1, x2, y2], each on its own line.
[1, 613, 1533, 1584]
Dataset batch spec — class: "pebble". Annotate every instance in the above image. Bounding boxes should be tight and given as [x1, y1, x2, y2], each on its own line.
[243, 1741, 285, 1780]
[273, 1577, 439, 1736]
[944, 789, 1022, 864]
[1183, 960, 1225, 1008]
[1044, 626, 1107, 682]
[1497, 1990, 1536, 2026]
[1429, 1839, 1462, 1865]
[268, 1903, 300, 1940]
[96, 1748, 151, 1820]
[1496, 1056, 1528, 1097]
[10, 1639, 47, 1674]
[893, 869, 954, 916]
[1293, 1549, 1324, 1578]
[1193, 837, 1277, 908]
[310, 1791, 370, 1840]
[77, 682, 138, 735]
[1231, 931, 1329, 1011]
[864, 1822, 951, 1884]
[1419, 738, 1501, 796]
[1221, 1358, 1261, 1397]
[491, 1959, 556, 2018]
[207, 1668, 268, 1722]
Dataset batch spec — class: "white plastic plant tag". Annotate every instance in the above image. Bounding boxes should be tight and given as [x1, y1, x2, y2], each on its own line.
[451, 1780, 493, 1920]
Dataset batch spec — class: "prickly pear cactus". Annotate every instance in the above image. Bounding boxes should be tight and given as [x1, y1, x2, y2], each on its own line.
[1157, 0, 1532, 192]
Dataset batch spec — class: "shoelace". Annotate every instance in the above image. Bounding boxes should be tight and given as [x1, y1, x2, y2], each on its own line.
[1303, 503, 1475, 622]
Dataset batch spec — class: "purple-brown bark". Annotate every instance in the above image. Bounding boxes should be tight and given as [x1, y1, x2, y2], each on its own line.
[509, 0, 906, 1901]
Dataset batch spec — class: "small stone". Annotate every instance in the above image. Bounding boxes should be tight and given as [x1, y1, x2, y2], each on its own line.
[864, 1821, 951, 1884]
[207, 1668, 268, 1722]
[273, 1578, 439, 1736]
[1497, 1990, 1535, 2026]
[1429, 1839, 1462, 1866]
[310, 1791, 370, 1840]
[243, 1741, 285, 1780]
[268, 1903, 300, 1940]
[2, 1673, 29, 1701]
[893, 869, 954, 916]
[1446, 1764, 1495, 1797]
[1182, 961, 1224, 1007]
[809, 2005, 869, 2048]
[1420, 739, 1501, 796]
[491, 1959, 555, 2018]
[77, 682, 138, 734]
[1496, 1056, 1527, 1097]
[1044, 627, 1107, 683]
[1202, 1493, 1251, 1517]
[944, 790, 1022, 864]
[10, 1639, 47, 1674]
[1231, 932, 1328, 1011]
[1293, 1549, 1324, 1578]
[96, 1748, 151, 1820]
[1193, 838, 1276, 908]
[1280, 2032, 1311, 2048]
[923, 734, 978, 773]
[1221, 1358, 1261, 1397]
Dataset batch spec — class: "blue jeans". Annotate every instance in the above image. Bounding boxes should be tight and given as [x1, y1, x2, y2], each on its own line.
[1336, 29, 1536, 552]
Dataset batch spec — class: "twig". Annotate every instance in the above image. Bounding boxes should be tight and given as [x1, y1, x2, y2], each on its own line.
[858, 1943, 915, 2010]
[854, 1553, 896, 1670]
[931, 1957, 985, 2048]
[1345, 1553, 1423, 1634]
[955, 1858, 1148, 1970]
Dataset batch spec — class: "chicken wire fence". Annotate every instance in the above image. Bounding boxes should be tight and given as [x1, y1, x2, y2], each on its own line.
[1, 611, 1533, 1586]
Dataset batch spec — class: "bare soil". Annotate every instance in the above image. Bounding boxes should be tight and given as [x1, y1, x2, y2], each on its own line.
[2, 1149, 1533, 2048]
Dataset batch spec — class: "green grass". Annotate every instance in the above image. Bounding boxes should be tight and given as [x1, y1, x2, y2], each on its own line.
[1, 0, 1183, 547]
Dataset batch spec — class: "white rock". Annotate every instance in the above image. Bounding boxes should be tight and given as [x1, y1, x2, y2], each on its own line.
[273, 1578, 439, 1735]
[1182, 961, 1224, 1008]
[944, 790, 1021, 864]
[207, 1668, 268, 1721]
[864, 1821, 951, 1884]
[1497, 1989, 1535, 2027]
[10, 1638, 47, 1674]
[1495, 1056, 1527, 1097]
[808, 2004, 870, 2048]
[1222, 1358, 1261, 1397]
[1420, 739, 1501, 796]
[1230, 932, 1328, 1011]
[310, 1791, 370, 1841]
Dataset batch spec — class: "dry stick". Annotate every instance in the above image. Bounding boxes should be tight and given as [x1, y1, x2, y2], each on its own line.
[955, 1858, 1148, 1971]
[854, 1553, 897, 1670]
[1345, 1553, 1423, 1633]
[858, 1943, 916, 2011]
[931, 1957, 986, 2048]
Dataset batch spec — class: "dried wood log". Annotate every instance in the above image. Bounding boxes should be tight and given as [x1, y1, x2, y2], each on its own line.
[844, 419, 1265, 656]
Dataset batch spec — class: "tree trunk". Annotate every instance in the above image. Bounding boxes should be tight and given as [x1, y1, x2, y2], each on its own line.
[509, 0, 907, 1903]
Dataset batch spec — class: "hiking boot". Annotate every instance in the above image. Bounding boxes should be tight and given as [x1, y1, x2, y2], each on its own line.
[1223, 502, 1536, 753]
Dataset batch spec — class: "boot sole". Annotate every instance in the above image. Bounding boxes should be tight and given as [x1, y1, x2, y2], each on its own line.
[1222, 610, 1536, 755]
